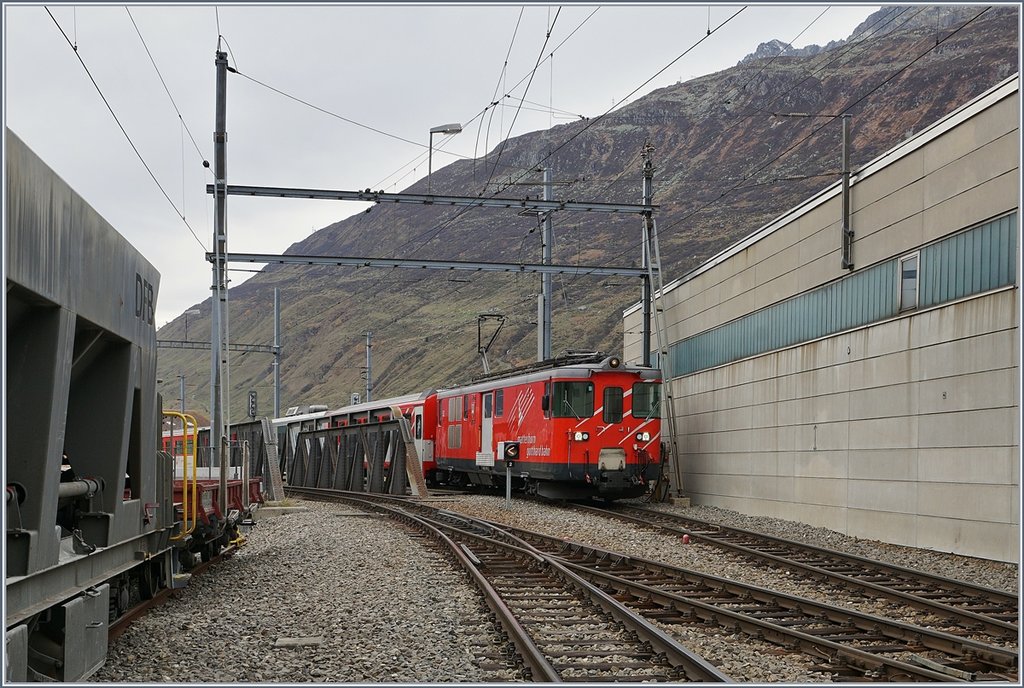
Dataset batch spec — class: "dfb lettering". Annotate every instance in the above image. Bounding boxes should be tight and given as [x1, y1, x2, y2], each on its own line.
[135, 273, 154, 325]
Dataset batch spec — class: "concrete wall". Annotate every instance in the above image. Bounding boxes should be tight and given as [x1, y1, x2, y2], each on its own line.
[625, 78, 1020, 562]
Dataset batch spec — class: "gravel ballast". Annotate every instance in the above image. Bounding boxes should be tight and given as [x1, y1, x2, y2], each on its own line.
[94, 495, 1018, 683]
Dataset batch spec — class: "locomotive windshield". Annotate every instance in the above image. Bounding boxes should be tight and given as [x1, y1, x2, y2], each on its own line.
[633, 382, 661, 419]
[552, 381, 595, 419]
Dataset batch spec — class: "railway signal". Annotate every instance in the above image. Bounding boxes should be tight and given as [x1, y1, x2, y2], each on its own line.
[499, 441, 520, 466]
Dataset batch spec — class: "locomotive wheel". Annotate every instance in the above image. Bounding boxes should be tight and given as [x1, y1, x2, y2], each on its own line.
[200, 544, 212, 563]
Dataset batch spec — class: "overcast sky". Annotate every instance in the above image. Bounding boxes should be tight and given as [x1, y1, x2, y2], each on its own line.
[4, 2, 880, 326]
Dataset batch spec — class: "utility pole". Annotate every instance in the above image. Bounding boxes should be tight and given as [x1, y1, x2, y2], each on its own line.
[211, 48, 228, 515]
[541, 167, 553, 361]
[179, 375, 186, 414]
[365, 331, 373, 402]
[273, 287, 281, 418]
[641, 151, 654, 367]
[841, 114, 854, 270]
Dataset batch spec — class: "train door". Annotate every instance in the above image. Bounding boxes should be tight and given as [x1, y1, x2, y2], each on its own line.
[412, 406, 428, 463]
[480, 392, 494, 457]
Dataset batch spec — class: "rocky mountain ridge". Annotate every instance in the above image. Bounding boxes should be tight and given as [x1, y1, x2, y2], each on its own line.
[157, 5, 1019, 420]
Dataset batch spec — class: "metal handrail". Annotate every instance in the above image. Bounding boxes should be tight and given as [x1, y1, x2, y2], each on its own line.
[164, 412, 199, 540]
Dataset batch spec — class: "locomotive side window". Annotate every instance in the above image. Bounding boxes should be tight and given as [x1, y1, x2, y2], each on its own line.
[463, 394, 470, 420]
[495, 389, 504, 417]
[448, 425, 462, 448]
[603, 387, 624, 423]
[414, 414, 422, 440]
[543, 383, 551, 418]
[448, 396, 463, 420]
[552, 382, 594, 419]
[483, 393, 493, 419]
[633, 382, 661, 419]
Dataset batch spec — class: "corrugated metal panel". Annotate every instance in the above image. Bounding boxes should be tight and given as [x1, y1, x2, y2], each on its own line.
[668, 213, 1016, 377]
[920, 213, 1017, 309]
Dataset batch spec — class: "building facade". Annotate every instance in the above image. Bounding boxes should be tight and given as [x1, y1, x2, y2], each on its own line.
[624, 75, 1020, 562]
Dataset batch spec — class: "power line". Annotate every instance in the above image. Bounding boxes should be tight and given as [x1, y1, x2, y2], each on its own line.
[125, 7, 210, 168]
[481, 7, 562, 194]
[44, 6, 208, 252]
[595, 6, 995, 276]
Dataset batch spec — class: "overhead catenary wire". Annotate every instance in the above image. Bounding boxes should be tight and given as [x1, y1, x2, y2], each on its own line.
[263, 7, 752, 337]
[588, 5, 995, 279]
[126, 7, 210, 170]
[246, 8, 973, 368]
[44, 6, 209, 252]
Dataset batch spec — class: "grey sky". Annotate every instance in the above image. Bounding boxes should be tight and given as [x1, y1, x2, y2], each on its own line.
[4, 3, 879, 325]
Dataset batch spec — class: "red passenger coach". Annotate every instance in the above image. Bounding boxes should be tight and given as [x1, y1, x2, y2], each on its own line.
[434, 354, 662, 500]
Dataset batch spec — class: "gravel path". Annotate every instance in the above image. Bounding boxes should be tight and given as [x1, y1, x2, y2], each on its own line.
[93, 502, 511, 683]
[94, 495, 1018, 683]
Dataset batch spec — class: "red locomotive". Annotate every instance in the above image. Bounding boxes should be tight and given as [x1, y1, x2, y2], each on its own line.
[273, 353, 663, 500]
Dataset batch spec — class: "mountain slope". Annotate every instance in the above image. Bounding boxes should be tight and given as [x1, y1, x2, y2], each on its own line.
[157, 5, 1019, 420]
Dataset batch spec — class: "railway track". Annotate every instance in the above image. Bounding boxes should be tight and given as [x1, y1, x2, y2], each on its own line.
[287, 488, 1017, 682]
[287, 487, 729, 682]
[572, 503, 1019, 642]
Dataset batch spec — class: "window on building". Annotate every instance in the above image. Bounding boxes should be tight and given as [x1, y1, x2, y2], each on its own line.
[899, 253, 919, 311]
[603, 387, 624, 423]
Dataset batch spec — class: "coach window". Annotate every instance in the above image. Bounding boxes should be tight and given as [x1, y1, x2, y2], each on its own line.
[899, 253, 919, 311]
[603, 387, 624, 423]
[495, 389, 504, 417]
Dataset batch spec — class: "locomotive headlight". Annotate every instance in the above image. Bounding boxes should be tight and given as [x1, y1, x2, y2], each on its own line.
[636, 431, 650, 442]
[582, 432, 589, 441]
[573, 431, 590, 441]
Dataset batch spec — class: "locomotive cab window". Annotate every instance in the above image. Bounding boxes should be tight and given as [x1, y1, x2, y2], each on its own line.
[633, 382, 661, 419]
[483, 393, 493, 419]
[552, 381, 594, 419]
[603, 387, 624, 423]
[495, 389, 504, 417]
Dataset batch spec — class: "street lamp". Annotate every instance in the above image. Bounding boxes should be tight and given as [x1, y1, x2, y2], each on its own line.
[428, 123, 462, 194]
[183, 309, 201, 341]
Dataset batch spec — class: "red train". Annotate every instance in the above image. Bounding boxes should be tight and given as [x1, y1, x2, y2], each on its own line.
[274, 353, 664, 500]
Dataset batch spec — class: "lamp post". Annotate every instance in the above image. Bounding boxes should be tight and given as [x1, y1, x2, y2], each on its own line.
[428, 123, 462, 194]
[183, 309, 201, 341]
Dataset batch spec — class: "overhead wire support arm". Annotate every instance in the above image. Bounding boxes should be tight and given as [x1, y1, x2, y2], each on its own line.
[158, 339, 279, 355]
[211, 252, 653, 278]
[205, 184, 657, 215]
